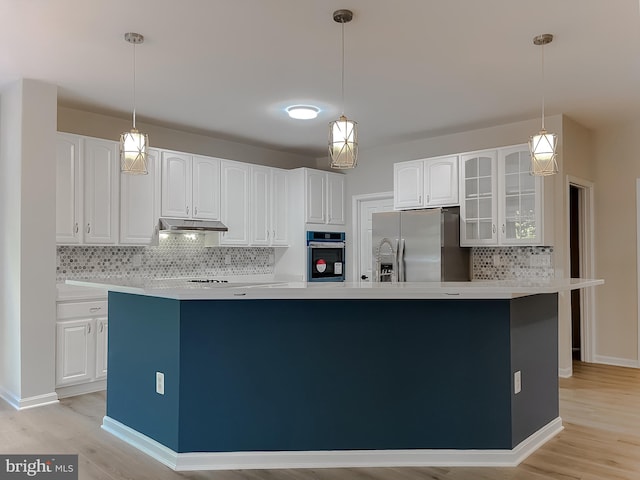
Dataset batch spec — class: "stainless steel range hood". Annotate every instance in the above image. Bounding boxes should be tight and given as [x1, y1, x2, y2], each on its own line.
[159, 218, 228, 232]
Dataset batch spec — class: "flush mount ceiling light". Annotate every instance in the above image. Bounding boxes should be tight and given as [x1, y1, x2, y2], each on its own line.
[120, 32, 149, 175]
[529, 33, 558, 176]
[286, 105, 320, 120]
[329, 9, 358, 170]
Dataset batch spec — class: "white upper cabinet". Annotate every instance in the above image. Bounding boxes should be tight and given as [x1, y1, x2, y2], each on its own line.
[250, 165, 270, 246]
[394, 156, 458, 210]
[270, 168, 289, 245]
[220, 160, 250, 245]
[498, 145, 543, 245]
[55, 134, 118, 245]
[249, 166, 290, 246]
[192, 155, 221, 220]
[161, 151, 192, 218]
[305, 170, 326, 224]
[459, 144, 547, 247]
[460, 151, 498, 246]
[56, 133, 82, 244]
[425, 156, 458, 206]
[394, 160, 424, 209]
[83, 138, 119, 244]
[120, 148, 161, 245]
[161, 152, 221, 220]
[304, 169, 345, 225]
[327, 173, 345, 224]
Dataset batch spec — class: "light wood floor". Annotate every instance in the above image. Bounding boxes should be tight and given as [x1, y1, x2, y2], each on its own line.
[2, 361, 640, 479]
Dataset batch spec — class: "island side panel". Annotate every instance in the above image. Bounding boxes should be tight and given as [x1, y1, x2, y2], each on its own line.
[177, 299, 513, 453]
[510, 293, 559, 447]
[106, 292, 182, 451]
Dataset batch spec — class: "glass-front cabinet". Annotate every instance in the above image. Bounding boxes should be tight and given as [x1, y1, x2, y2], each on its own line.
[499, 146, 542, 245]
[460, 151, 498, 245]
[460, 144, 545, 247]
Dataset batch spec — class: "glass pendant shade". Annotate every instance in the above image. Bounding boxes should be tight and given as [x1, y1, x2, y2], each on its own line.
[120, 128, 149, 174]
[529, 129, 558, 176]
[329, 115, 358, 169]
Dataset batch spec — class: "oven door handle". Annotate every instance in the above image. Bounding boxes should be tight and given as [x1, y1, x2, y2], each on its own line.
[308, 242, 346, 248]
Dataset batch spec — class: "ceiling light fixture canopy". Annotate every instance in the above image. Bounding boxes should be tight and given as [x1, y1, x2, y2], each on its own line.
[120, 32, 149, 175]
[286, 105, 320, 120]
[529, 33, 557, 176]
[329, 9, 358, 170]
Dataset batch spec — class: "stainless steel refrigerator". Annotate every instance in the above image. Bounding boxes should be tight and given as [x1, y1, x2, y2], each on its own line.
[372, 207, 470, 282]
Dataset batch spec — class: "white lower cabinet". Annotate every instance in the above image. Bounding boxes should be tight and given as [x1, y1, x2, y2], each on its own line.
[56, 299, 108, 395]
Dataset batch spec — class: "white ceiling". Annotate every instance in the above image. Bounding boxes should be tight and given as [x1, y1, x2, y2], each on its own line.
[1, 0, 639, 158]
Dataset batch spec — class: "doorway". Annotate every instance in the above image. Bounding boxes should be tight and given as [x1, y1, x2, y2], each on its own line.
[351, 192, 394, 282]
[570, 185, 581, 360]
[567, 177, 596, 364]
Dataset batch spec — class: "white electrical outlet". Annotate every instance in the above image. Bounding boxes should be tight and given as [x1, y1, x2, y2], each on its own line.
[156, 372, 165, 395]
[514, 370, 521, 394]
[224, 254, 231, 265]
[493, 254, 501, 267]
[132, 254, 142, 267]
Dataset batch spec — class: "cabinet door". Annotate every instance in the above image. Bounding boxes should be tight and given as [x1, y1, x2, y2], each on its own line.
[220, 160, 249, 245]
[56, 133, 82, 244]
[250, 166, 270, 245]
[271, 169, 289, 246]
[305, 170, 326, 224]
[459, 151, 498, 246]
[192, 155, 221, 220]
[56, 319, 93, 386]
[161, 152, 192, 218]
[425, 156, 459, 206]
[120, 148, 160, 244]
[394, 160, 424, 210]
[83, 138, 119, 244]
[95, 318, 108, 380]
[498, 146, 543, 245]
[327, 173, 345, 225]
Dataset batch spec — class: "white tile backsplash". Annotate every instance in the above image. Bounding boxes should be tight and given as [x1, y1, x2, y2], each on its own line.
[57, 233, 274, 281]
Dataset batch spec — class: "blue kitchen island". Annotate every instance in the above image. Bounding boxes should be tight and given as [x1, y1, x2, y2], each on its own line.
[69, 278, 602, 471]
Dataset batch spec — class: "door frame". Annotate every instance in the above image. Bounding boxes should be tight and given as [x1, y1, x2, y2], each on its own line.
[566, 175, 596, 363]
[351, 192, 394, 282]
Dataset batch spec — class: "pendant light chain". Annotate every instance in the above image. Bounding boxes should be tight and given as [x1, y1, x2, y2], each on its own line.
[132, 40, 137, 130]
[540, 41, 545, 131]
[340, 19, 345, 116]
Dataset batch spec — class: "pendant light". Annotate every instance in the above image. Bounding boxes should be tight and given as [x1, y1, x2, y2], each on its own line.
[120, 32, 149, 175]
[329, 9, 358, 169]
[529, 33, 558, 176]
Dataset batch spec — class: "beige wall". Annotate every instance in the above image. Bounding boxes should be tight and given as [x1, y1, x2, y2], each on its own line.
[593, 120, 640, 364]
[58, 107, 317, 169]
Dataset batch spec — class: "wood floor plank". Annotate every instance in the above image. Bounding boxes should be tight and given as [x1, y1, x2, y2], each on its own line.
[2, 361, 640, 479]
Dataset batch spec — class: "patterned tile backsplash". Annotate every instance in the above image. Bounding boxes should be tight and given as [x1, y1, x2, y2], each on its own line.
[57, 233, 274, 282]
[472, 246, 554, 281]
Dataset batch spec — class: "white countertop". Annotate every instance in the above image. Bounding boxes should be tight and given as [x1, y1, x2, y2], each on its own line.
[66, 277, 604, 300]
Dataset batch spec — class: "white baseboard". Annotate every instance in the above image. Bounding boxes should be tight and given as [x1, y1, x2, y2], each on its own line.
[56, 380, 106, 399]
[0, 386, 59, 410]
[558, 366, 573, 378]
[593, 355, 640, 369]
[102, 416, 563, 471]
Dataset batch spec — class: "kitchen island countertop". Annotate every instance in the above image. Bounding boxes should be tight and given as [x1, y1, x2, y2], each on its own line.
[67, 277, 603, 300]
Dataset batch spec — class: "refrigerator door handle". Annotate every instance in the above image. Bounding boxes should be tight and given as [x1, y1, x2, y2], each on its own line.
[398, 238, 406, 282]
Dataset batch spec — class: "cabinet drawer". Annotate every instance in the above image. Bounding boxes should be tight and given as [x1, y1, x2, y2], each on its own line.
[57, 301, 108, 320]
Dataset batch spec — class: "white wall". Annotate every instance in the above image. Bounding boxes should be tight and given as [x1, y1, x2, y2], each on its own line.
[0, 79, 58, 407]
[0, 81, 24, 400]
[58, 107, 318, 169]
